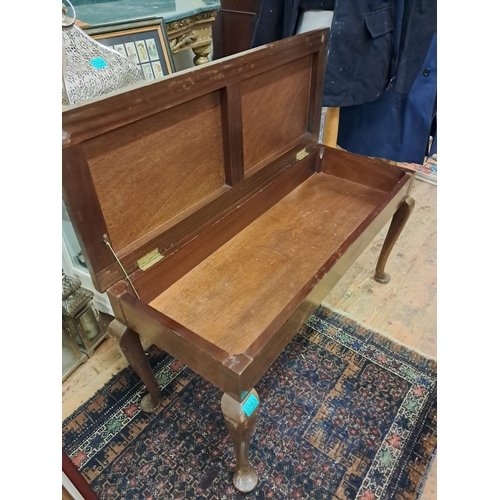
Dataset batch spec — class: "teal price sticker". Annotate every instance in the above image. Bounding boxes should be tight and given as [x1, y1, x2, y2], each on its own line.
[90, 57, 108, 69]
[242, 394, 259, 417]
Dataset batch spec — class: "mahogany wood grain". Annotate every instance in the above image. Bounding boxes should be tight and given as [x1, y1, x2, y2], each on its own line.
[375, 196, 416, 283]
[96, 140, 315, 293]
[212, 0, 262, 60]
[221, 389, 260, 492]
[108, 319, 162, 412]
[62, 30, 329, 294]
[62, 145, 116, 290]
[221, 83, 245, 185]
[243, 136, 313, 180]
[236, 175, 412, 391]
[133, 151, 317, 302]
[62, 30, 329, 147]
[62, 31, 417, 492]
[242, 176, 413, 362]
[108, 167, 412, 398]
[83, 92, 225, 253]
[241, 56, 312, 172]
[319, 146, 410, 192]
[149, 173, 392, 354]
[308, 50, 328, 141]
[106, 282, 127, 324]
[115, 291, 252, 401]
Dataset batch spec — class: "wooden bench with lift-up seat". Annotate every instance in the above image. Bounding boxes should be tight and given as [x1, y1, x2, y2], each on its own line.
[62, 29, 415, 493]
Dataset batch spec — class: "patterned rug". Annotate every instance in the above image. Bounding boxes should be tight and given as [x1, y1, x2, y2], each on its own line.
[62, 306, 437, 499]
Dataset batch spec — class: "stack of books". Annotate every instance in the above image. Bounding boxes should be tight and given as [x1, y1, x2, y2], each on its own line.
[403, 154, 437, 186]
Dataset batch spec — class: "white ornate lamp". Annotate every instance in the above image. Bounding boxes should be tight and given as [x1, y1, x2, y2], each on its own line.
[62, 1, 144, 106]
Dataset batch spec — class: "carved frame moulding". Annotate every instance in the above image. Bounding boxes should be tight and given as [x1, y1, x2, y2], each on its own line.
[166, 10, 218, 65]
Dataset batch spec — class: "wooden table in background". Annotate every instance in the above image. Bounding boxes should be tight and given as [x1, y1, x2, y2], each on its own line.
[212, 0, 262, 60]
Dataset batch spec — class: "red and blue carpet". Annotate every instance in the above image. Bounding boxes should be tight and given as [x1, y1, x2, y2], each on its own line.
[62, 305, 437, 499]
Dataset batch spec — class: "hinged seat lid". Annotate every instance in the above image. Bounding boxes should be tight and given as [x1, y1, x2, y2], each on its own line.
[62, 29, 329, 293]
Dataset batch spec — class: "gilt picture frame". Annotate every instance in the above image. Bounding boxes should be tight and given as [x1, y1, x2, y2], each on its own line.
[85, 17, 176, 80]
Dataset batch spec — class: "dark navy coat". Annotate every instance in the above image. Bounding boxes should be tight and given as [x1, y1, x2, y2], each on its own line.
[252, 0, 398, 107]
[338, 32, 437, 164]
[252, 0, 437, 163]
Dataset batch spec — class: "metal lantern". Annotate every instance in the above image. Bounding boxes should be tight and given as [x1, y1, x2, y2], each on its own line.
[62, 272, 106, 357]
[62, 324, 87, 381]
[62, 1, 144, 106]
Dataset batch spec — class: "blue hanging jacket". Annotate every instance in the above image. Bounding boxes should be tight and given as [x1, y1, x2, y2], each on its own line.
[337, 32, 437, 164]
[251, 0, 437, 163]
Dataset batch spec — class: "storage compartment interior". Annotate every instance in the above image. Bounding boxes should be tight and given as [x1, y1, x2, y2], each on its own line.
[148, 170, 391, 354]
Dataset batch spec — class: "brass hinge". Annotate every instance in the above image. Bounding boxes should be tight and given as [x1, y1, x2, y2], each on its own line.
[137, 248, 164, 271]
[295, 148, 309, 161]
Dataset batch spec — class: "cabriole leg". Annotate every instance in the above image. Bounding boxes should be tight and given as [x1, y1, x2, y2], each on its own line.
[221, 389, 260, 493]
[108, 319, 161, 413]
[375, 196, 415, 284]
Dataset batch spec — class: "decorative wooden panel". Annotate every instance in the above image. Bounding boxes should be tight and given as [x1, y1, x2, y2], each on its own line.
[241, 56, 312, 173]
[83, 92, 225, 252]
[62, 29, 329, 292]
[149, 173, 388, 354]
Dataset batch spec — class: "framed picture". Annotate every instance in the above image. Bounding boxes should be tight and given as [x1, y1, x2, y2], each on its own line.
[85, 17, 175, 79]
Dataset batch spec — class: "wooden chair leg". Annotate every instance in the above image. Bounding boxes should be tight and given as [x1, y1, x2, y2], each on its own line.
[108, 319, 161, 413]
[221, 389, 260, 493]
[375, 196, 415, 284]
